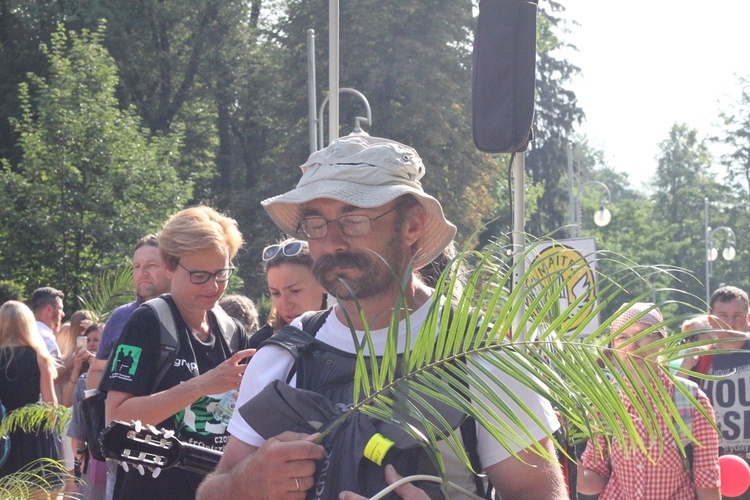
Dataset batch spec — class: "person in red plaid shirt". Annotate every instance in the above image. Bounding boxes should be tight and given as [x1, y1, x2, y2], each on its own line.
[577, 303, 721, 500]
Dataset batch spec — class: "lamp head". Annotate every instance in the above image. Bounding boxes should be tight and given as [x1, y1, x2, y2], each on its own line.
[594, 207, 611, 227]
[723, 246, 737, 261]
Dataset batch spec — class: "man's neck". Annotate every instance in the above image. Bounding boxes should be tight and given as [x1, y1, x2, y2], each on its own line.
[334, 280, 432, 331]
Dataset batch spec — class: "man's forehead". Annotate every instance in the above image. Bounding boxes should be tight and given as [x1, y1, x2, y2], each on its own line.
[711, 299, 749, 314]
[134, 245, 160, 262]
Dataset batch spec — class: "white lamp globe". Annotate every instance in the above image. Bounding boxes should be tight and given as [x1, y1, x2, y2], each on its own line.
[723, 246, 737, 261]
[593, 207, 611, 227]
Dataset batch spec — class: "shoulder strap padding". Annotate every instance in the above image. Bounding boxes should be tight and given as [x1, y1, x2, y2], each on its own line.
[261, 308, 333, 385]
[144, 297, 179, 392]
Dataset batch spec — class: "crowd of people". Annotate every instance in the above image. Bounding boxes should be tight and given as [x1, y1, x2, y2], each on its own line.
[0, 134, 749, 500]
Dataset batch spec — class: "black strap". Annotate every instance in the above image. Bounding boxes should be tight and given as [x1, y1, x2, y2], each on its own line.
[461, 417, 490, 498]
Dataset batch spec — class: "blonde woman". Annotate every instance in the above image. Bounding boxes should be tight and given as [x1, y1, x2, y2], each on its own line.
[0, 300, 58, 482]
[104, 206, 253, 499]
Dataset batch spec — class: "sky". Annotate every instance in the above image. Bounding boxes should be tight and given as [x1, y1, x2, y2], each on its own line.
[560, 0, 750, 189]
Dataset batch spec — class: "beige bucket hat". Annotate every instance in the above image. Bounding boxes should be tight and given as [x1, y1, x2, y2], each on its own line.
[261, 134, 457, 270]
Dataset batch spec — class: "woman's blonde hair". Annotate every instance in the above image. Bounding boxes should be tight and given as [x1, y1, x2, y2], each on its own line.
[159, 205, 244, 271]
[0, 300, 58, 378]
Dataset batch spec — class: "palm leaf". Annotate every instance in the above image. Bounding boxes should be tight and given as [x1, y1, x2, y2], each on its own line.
[319, 234, 719, 496]
[0, 403, 71, 437]
[76, 265, 134, 321]
[0, 458, 79, 499]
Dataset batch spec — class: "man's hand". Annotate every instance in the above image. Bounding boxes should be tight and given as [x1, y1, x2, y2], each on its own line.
[198, 432, 325, 500]
[338, 464, 431, 500]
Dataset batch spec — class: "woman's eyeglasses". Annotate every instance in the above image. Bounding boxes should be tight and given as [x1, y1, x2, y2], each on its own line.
[177, 262, 234, 285]
[262, 240, 307, 262]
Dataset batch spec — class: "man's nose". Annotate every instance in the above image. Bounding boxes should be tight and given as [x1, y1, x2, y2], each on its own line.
[319, 221, 348, 252]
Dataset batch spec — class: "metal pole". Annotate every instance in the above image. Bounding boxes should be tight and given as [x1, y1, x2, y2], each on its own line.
[328, 0, 339, 143]
[567, 143, 576, 238]
[512, 151, 526, 338]
[306, 29, 318, 153]
[705, 197, 710, 305]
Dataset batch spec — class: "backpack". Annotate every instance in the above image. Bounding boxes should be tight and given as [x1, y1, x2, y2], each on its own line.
[0, 397, 9, 468]
[251, 309, 486, 500]
[81, 296, 243, 461]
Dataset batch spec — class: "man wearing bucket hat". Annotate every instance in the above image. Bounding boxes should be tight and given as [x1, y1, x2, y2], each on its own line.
[198, 135, 567, 499]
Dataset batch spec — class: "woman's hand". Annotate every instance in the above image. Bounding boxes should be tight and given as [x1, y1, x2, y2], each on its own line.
[72, 346, 94, 377]
[197, 349, 255, 395]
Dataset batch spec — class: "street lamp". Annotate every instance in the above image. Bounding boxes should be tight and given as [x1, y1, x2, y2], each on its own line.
[566, 143, 612, 238]
[317, 88, 372, 149]
[704, 197, 737, 303]
[570, 181, 612, 238]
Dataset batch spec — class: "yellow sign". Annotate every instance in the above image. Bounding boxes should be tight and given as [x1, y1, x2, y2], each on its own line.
[525, 240, 598, 335]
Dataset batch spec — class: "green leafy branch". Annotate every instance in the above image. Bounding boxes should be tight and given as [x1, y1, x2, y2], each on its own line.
[316, 234, 723, 495]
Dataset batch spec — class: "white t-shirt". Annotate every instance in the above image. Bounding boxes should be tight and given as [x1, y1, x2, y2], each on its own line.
[228, 298, 560, 495]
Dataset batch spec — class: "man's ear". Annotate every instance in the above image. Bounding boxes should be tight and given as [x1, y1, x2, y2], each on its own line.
[402, 203, 426, 247]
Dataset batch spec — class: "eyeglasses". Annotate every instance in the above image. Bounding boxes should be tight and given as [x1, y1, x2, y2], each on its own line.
[262, 240, 308, 261]
[296, 202, 405, 240]
[177, 262, 235, 285]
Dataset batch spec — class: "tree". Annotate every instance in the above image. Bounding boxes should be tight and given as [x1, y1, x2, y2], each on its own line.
[649, 124, 722, 311]
[524, 0, 585, 236]
[229, 0, 509, 296]
[0, 23, 188, 304]
[716, 76, 750, 198]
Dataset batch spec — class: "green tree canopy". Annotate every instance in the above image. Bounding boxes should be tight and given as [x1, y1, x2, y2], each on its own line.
[0, 22, 189, 302]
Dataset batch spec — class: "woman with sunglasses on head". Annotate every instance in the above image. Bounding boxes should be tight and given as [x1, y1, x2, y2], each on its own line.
[103, 206, 254, 500]
[248, 238, 327, 349]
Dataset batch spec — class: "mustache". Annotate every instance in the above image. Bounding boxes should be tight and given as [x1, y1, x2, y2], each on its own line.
[313, 252, 370, 279]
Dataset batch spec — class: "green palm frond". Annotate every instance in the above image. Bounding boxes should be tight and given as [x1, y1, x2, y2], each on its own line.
[0, 458, 79, 499]
[321, 234, 719, 494]
[77, 265, 134, 321]
[0, 403, 71, 437]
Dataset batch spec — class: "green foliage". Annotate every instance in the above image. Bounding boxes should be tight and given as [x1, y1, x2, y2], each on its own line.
[0, 280, 25, 304]
[0, 22, 189, 304]
[524, 1, 585, 236]
[0, 403, 71, 438]
[76, 266, 134, 322]
[0, 458, 78, 499]
[0, 405, 77, 499]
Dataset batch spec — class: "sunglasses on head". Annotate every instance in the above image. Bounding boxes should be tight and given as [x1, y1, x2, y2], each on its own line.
[262, 240, 308, 262]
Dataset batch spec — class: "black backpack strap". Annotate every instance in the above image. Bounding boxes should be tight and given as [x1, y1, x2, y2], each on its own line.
[261, 308, 333, 386]
[299, 308, 332, 336]
[460, 416, 490, 498]
[263, 326, 317, 385]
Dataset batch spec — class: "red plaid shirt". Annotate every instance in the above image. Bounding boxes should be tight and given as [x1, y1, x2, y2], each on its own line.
[581, 370, 720, 499]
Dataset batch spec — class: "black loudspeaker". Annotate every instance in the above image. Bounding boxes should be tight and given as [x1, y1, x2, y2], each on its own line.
[472, 0, 538, 153]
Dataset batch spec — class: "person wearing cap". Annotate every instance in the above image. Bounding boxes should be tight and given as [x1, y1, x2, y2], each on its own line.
[577, 303, 720, 500]
[198, 135, 567, 499]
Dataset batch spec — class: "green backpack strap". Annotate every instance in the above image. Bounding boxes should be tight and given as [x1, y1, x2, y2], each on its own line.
[672, 377, 700, 473]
